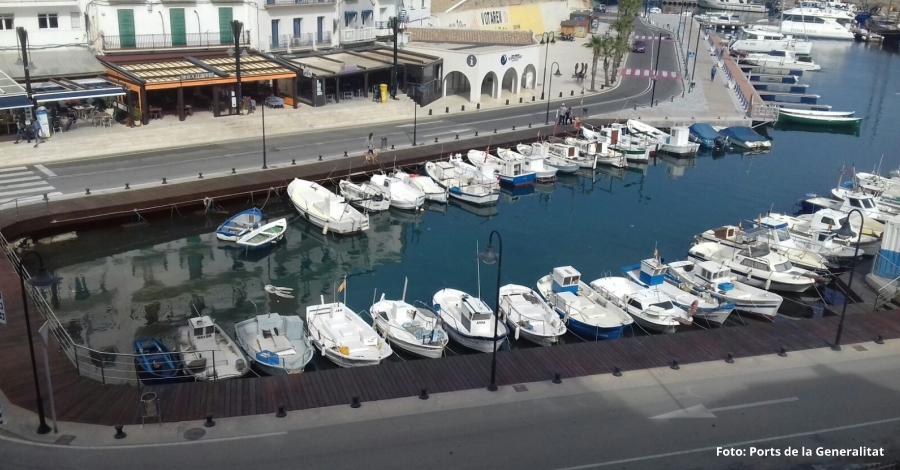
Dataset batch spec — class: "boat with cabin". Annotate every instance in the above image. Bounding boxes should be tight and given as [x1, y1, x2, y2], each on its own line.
[393, 170, 448, 204]
[536, 266, 633, 340]
[306, 299, 393, 368]
[369, 278, 448, 359]
[339, 180, 391, 212]
[424, 160, 499, 206]
[177, 315, 250, 381]
[287, 178, 370, 235]
[499, 284, 568, 346]
[742, 51, 822, 71]
[666, 259, 783, 319]
[698, 0, 767, 13]
[370, 173, 426, 210]
[497, 147, 558, 181]
[688, 242, 818, 293]
[467, 149, 537, 186]
[695, 220, 832, 273]
[564, 137, 627, 167]
[730, 27, 813, 55]
[590, 276, 693, 334]
[234, 313, 314, 375]
[432, 288, 509, 353]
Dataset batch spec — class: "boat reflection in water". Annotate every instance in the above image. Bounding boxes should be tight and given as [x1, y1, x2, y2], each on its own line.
[449, 198, 500, 218]
[501, 184, 537, 203]
[656, 153, 698, 179]
[773, 121, 862, 137]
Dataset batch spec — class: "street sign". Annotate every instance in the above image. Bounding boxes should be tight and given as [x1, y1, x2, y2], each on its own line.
[466, 55, 477, 67]
[688, 51, 696, 58]
[0, 290, 5, 324]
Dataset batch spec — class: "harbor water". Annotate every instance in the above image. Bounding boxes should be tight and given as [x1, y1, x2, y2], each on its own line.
[34, 39, 900, 370]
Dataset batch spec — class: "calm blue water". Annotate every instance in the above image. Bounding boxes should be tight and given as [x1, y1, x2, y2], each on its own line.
[40, 40, 900, 366]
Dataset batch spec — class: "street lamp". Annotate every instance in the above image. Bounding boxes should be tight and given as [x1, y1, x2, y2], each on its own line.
[477, 231, 503, 392]
[831, 209, 864, 351]
[539, 32, 555, 100]
[649, 33, 663, 107]
[411, 83, 429, 147]
[545, 62, 560, 125]
[260, 92, 267, 169]
[227, 20, 248, 115]
[17, 251, 59, 435]
[15, 28, 37, 105]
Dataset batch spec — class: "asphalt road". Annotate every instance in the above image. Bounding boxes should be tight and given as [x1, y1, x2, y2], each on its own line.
[28, 21, 683, 200]
[2, 350, 899, 469]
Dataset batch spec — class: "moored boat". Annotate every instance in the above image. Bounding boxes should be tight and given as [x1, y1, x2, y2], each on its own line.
[590, 276, 693, 334]
[393, 170, 448, 204]
[424, 161, 499, 206]
[339, 179, 391, 212]
[177, 315, 250, 381]
[306, 298, 393, 368]
[133, 337, 181, 380]
[778, 110, 863, 125]
[688, 242, 818, 293]
[717, 126, 772, 150]
[536, 267, 633, 340]
[432, 288, 509, 353]
[499, 284, 567, 346]
[216, 208, 263, 242]
[234, 313, 314, 375]
[370, 173, 426, 210]
[666, 259, 783, 320]
[370, 282, 448, 359]
[236, 218, 287, 250]
[287, 178, 370, 235]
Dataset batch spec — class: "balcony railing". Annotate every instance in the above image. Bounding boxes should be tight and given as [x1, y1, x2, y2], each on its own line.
[269, 31, 332, 49]
[265, 0, 335, 5]
[102, 32, 249, 50]
[339, 27, 376, 44]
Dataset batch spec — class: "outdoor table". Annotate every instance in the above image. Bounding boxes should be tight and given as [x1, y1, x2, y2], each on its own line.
[150, 107, 163, 120]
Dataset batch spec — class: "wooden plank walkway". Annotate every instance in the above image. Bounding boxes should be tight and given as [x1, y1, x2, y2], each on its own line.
[4, 228, 897, 428]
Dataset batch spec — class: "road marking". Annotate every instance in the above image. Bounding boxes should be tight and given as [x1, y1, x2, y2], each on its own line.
[0, 166, 28, 174]
[0, 176, 42, 185]
[0, 192, 62, 207]
[651, 397, 799, 419]
[0, 171, 37, 179]
[0, 430, 289, 450]
[0, 185, 55, 199]
[551, 415, 900, 469]
[397, 120, 444, 128]
[34, 164, 57, 178]
[0, 181, 53, 190]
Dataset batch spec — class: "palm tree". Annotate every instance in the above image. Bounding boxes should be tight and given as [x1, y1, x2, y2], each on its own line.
[583, 35, 609, 92]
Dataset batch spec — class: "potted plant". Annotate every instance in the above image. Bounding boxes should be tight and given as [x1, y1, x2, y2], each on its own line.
[132, 107, 142, 127]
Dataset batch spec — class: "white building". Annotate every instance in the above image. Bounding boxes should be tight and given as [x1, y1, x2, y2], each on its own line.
[0, 2, 85, 47]
[260, 0, 337, 53]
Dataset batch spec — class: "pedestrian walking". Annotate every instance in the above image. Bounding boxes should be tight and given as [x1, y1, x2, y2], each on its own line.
[557, 104, 567, 125]
[13, 115, 28, 144]
[565, 106, 572, 125]
[365, 132, 375, 155]
[710, 66, 717, 81]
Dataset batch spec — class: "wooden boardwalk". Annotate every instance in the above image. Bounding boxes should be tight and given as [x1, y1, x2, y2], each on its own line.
[2, 233, 897, 427]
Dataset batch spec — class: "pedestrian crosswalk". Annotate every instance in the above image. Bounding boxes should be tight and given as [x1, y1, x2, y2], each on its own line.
[631, 35, 674, 41]
[620, 69, 681, 80]
[0, 166, 61, 203]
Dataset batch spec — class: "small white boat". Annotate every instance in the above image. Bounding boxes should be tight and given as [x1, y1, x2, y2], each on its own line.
[800, 191, 893, 224]
[590, 277, 693, 334]
[698, 0, 767, 13]
[667, 259, 782, 320]
[424, 160, 499, 206]
[499, 284, 567, 346]
[432, 288, 508, 353]
[450, 154, 500, 191]
[626, 121, 699, 157]
[497, 148, 558, 181]
[467, 149, 537, 186]
[306, 298, 393, 368]
[716, 126, 772, 150]
[236, 218, 287, 250]
[519, 142, 581, 173]
[339, 180, 391, 212]
[370, 280, 448, 358]
[793, 208, 882, 255]
[535, 267, 633, 340]
[730, 27, 813, 55]
[370, 173, 425, 211]
[688, 242, 818, 293]
[393, 170, 448, 204]
[564, 137, 627, 168]
[178, 315, 250, 381]
[287, 178, 370, 235]
[234, 313, 315, 375]
[743, 51, 822, 71]
[759, 213, 866, 264]
[216, 208, 262, 242]
[695, 221, 831, 273]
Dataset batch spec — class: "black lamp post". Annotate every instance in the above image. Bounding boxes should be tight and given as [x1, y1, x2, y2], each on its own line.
[229, 20, 246, 115]
[831, 209, 864, 351]
[544, 62, 561, 125]
[17, 251, 59, 435]
[539, 32, 555, 100]
[691, 25, 703, 84]
[649, 33, 663, 107]
[260, 92, 267, 169]
[477, 231, 503, 392]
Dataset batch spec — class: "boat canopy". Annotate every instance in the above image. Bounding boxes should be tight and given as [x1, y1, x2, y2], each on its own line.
[689, 123, 722, 141]
[720, 126, 769, 143]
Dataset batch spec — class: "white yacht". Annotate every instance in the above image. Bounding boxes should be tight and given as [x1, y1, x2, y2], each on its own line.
[424, 160, 499, 206]
[339, 179, 391, 213]
[755, 7, 855, 40]
[800, 191, 893, 224]
[370, 173, 426, 211]
[370, 284, 447, 359]
[467, 149, 537, 186]
[696, 222, 831, 273]
[761, 213, 871, 263]
[666, 260, 783, 320]
[698, 0, 767, 13]
[306, 299, 393, 368]
[432, 288, 509, 353]
[177, 315, 250, 381]
[731, 27, 813, 55]
[234, 313, 314, 375]
[499, 284, 567, 346]
[742, 51, 821, 71]
[287, 178, 370, 235]
[793, 208, 883, 254]
[591, 277, 693, 334]
[688, 242, 818, 293]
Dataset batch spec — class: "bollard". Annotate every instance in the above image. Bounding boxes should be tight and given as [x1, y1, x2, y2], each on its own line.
[162, 178, 167, 185]
[475, 131, 479, 136]
[125, 183, 130, 190]
[85, 188, 90, 195]
[204, 413, 216, 427]
[552, 373, 562, 384]
[532, 96, 536, 102]
[292, 159, 296, 165]
[446, 107, 449, 114]
[419, 388, 429, 400]
[512, 126, 516, 131]
[43, 193, 49, 201]
[559, 92, 563, 98]
[391, 144, 395, 150]
[725, 353, 734, 364]
[343, 151, 348, 157]
[434, 137, 439, 143]
[350, 396, 361, 409]
[232, 168, 236, 174]
[477, 103, 481, 109]
[519, 97, 523, 103]
[670, 359, 680, 370]
[778, 346, 788, 357]
[455, 134, 459, 140]
[671, 96, 675, 102]
[876, 334, 885, 345]
[613, 366, 622, 377]
[493, 129, 497, 134]
[528, 123, 532, 128]
[505, 99, 509, 105]
[634, 104, 637, 110]
[428, 109, 432, 115]
[318, 155, 323, 161]
[570, 91, 574, 96]
[462, 105, 465, 111]
[114, 425, 126, 439]
[276, 404, 287, 418]
[198, 173, 203, 179]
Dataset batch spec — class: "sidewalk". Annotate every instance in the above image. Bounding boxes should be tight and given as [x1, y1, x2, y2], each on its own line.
[1, 338, 896, 447]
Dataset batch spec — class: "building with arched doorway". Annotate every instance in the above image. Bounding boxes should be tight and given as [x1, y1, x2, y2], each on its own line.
[405, 28, 539, 104]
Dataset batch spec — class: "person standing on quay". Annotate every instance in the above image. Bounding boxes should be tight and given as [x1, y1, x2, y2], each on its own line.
[710, 66, 717, 82]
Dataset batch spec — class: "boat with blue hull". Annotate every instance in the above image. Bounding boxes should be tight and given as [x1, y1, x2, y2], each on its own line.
[535, 266, 633, 340]
[467, 149, 537, 186]
[216, 208, 263, 242]
[133, 337, 181, 380]
[717, 126, 772, 150]
[689, 123, 730, 151]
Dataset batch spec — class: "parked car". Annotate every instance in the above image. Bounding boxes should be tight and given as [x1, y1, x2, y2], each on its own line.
[632, 40, 647, 53]
[649, 7, 662, 13]
[593, 5, 607, 12]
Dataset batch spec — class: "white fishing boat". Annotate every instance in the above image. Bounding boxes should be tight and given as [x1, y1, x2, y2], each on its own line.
[338, 179, 391, 212]
[666, 259, 783, 320]
[393, 170, 448, 204]
[695, 220, 832, 273]
[584, 123, 652, 161]
[520, 142, 581, 173]
[234, 313, 315, 375]
[590, 277, 693, 334]
[370, 173, 425, 210]
[799, 191, 893, 224]
[236, 218, 287, 250]
[370, 280, 447, 359]
[779, 109, 854, 117]
[564, 137, 627, 167]
[760, 213, 869, 263]
[287, 178, 370, 235]
[499, 284, 567, 346]
[467, 149, 537, 186]
[424, 161, 499, 206]
[622, 258, 735, 325]
[432, 288, 508, 353]
[831, 186, 900, 218]
[698, 0, 767, 13]
[626, 120, 700, 156]
[742, 51, 822, 71]
[791, 209, 882, 255]
[216, 208, 262, 242]
[306, 298, 393, 368]
[497, 148, 558, 181]
[730, 27, 813, 55]
[450, 154, 500, 191]
[688, 242, 818, 293]
[754, 11, 855, 40]
[177, 315, 250, 381]
[535, 266, 633, 340]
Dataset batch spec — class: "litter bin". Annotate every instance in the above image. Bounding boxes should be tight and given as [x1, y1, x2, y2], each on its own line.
[141, 392, 160, 424]
[380, 84, 388, 103]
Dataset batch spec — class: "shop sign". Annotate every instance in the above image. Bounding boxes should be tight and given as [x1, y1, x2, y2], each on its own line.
[181, 72, 216, 81]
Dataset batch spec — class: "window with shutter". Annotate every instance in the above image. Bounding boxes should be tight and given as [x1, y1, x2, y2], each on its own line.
[219, 8, 233, 44]
[117, 9, 135, 48]
[170, 9, 186, 46]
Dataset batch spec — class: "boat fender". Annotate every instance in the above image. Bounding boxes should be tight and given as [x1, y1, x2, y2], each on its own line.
[689, 300, 698, 317]
[764, 278, 772, 291]
[514, 326, 520, 341]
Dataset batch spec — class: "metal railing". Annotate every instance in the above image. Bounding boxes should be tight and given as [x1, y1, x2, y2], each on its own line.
[339, 27, 376, 44]
[102, 32, 249, 51]
[266, 0, 335, 5]
[269, 31, 332, 49]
